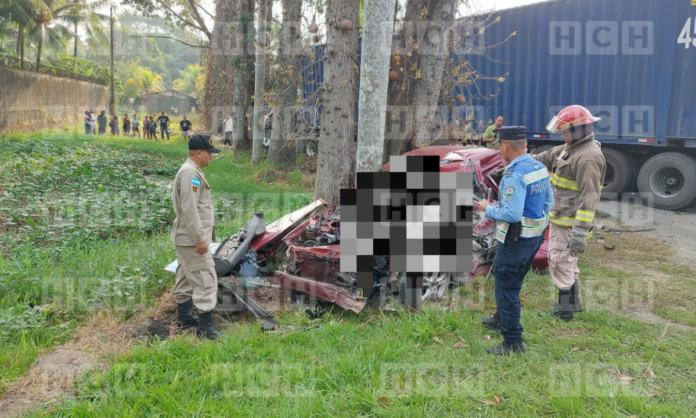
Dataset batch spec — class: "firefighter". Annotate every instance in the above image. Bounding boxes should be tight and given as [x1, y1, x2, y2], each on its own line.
[171, 135, 222, 339]
[533, 105, 606, 321]
[474, 126, 553, 355]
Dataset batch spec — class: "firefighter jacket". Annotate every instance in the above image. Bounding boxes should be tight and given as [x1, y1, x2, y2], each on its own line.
[533, 133, 606, 230]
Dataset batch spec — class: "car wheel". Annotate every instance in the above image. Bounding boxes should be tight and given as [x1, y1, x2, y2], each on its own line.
[306, 140, 318, 157]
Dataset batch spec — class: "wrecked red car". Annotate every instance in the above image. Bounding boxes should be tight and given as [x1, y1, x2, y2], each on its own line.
[166, 146, 550, 320]
[262, 146, 549, 312]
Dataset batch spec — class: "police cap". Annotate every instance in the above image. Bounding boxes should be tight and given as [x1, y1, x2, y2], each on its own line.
[496, 126, 527, 141]
[189, 135, 221, 153]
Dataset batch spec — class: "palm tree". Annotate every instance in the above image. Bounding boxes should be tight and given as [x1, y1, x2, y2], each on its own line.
[1, 0, 43, 65]
[126, 68, 166, 98]
[25, 0, 107, 67]
[67, 0, 107, 57]
[172, 63, 205, 98]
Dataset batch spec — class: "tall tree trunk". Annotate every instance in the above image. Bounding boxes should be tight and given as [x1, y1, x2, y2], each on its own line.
[74, 21, 78, 57]
[314, 0, 360, 205]
[200, 0, 236, 131]
[384, 0, 426, 159]
[356, 0, 396, 173]
[232, 0, 254, 150]
[16, 24, 23, 55]
[410, 0, 456, 147]
[268, 0, 302, 166]
[251, 0, 269, 164]
[36, 28, 43, 68]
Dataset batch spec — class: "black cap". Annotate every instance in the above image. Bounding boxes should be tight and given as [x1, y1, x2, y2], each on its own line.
[496, 126, 527, 141]
[189, 135, 221, 153]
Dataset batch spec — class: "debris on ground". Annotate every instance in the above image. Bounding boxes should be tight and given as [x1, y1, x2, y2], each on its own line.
[134, 318, 170, 340]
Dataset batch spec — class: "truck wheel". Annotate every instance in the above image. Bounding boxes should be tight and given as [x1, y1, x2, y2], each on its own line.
[602, 149, 638, 199]
[637, 153, 696, 211]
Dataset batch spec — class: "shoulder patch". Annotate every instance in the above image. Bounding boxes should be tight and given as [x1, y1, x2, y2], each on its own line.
[504, 185, 515, 200]
[192, 177, 201, 187]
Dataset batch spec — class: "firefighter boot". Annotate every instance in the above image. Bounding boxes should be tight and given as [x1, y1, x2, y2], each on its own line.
[177, 299, 199, 329]
[550, 280, 583, 313]
[570, 279, 583, 312]
[551, 290, 574, 321]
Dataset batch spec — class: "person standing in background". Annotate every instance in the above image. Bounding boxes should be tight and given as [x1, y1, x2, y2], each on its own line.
[84, 111, 91, 135]
[158, 111, 171, 141]
[89, 109, 96, 134]
[97, 110, 107, 134]
[223, 114, 233, 148]
[149, 116, 158, 141]
[180, 115, 193, 140]
[110, 113, 120, 136]
[123, 114, 131, 137]
[132, 114, 141, 139]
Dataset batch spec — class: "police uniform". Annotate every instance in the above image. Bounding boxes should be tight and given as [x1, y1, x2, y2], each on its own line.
[482, 126, 553, 354]
[171, 136, 221, 331]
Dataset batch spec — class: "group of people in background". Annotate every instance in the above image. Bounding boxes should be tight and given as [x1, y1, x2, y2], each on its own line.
[83, 110, 194, 141]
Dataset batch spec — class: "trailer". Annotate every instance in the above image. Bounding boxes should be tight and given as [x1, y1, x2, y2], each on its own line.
[463, 0, 696, 210]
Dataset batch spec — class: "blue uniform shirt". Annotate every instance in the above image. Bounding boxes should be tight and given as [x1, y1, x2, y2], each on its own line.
[485, 154, 554, 224]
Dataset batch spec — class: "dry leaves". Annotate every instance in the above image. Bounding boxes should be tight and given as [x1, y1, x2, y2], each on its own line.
[481, 394, 502, 406]
[412, 343, 422, 348]
[572, 346, 581, 351]
[377, 396, 390, 407]
[433, 337, 444, 344]
[453, 343, 468, 349]
[339, 335, 344, 342]
[608, 368, 634, 385]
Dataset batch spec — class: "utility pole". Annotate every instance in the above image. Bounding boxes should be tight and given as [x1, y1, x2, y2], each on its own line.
[109, 4, 115, 114]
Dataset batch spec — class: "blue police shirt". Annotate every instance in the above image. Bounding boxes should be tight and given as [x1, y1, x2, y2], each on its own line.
[485, 154, 554, 224]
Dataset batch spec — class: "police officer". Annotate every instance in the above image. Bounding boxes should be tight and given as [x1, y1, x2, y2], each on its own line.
[473, 126, 553, 355]
[171, 135, 222, 340]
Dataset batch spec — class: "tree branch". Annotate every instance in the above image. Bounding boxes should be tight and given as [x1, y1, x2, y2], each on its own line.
[192, 0, 214, 19]
[159, 2, 207, 38]
[130, 34, 209, 48]
[186, 0, 211, 40]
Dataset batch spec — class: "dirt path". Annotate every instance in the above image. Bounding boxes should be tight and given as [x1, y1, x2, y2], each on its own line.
[597, 199, 696, 268]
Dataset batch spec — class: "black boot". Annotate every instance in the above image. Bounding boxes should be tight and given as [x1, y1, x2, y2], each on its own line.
[486, 341, 526, 356]
[196, 311, 221, 340]
[551, 290, 574, 321]
[482, 316, 502, 332]
[550, 281, 583, 313]
[177, 299, 199, 329]
[570, 280, 583, 312]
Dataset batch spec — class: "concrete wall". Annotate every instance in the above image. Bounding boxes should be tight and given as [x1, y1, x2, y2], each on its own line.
[0, 66, 109, 134]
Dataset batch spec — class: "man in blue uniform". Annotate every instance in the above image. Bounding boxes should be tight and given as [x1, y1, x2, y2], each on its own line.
[473, 126, 553, 355]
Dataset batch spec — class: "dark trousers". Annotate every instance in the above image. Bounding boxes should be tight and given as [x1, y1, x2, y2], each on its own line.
[493, 235, 543, 344]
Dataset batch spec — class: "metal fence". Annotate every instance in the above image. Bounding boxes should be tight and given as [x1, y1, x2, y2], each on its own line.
[0, 54, 107, 86]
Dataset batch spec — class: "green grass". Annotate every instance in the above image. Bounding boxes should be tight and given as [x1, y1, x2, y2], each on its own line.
[2, 132, 696, 417]
[0, 132, 311, 393]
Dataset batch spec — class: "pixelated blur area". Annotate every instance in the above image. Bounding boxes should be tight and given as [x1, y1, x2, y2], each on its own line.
[340, 155, 474, 289]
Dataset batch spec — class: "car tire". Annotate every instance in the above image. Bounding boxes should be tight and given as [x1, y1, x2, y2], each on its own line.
[637, 152, 696, 211]
[601, 148, 638, 199]
[306, 140, 318, 157]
